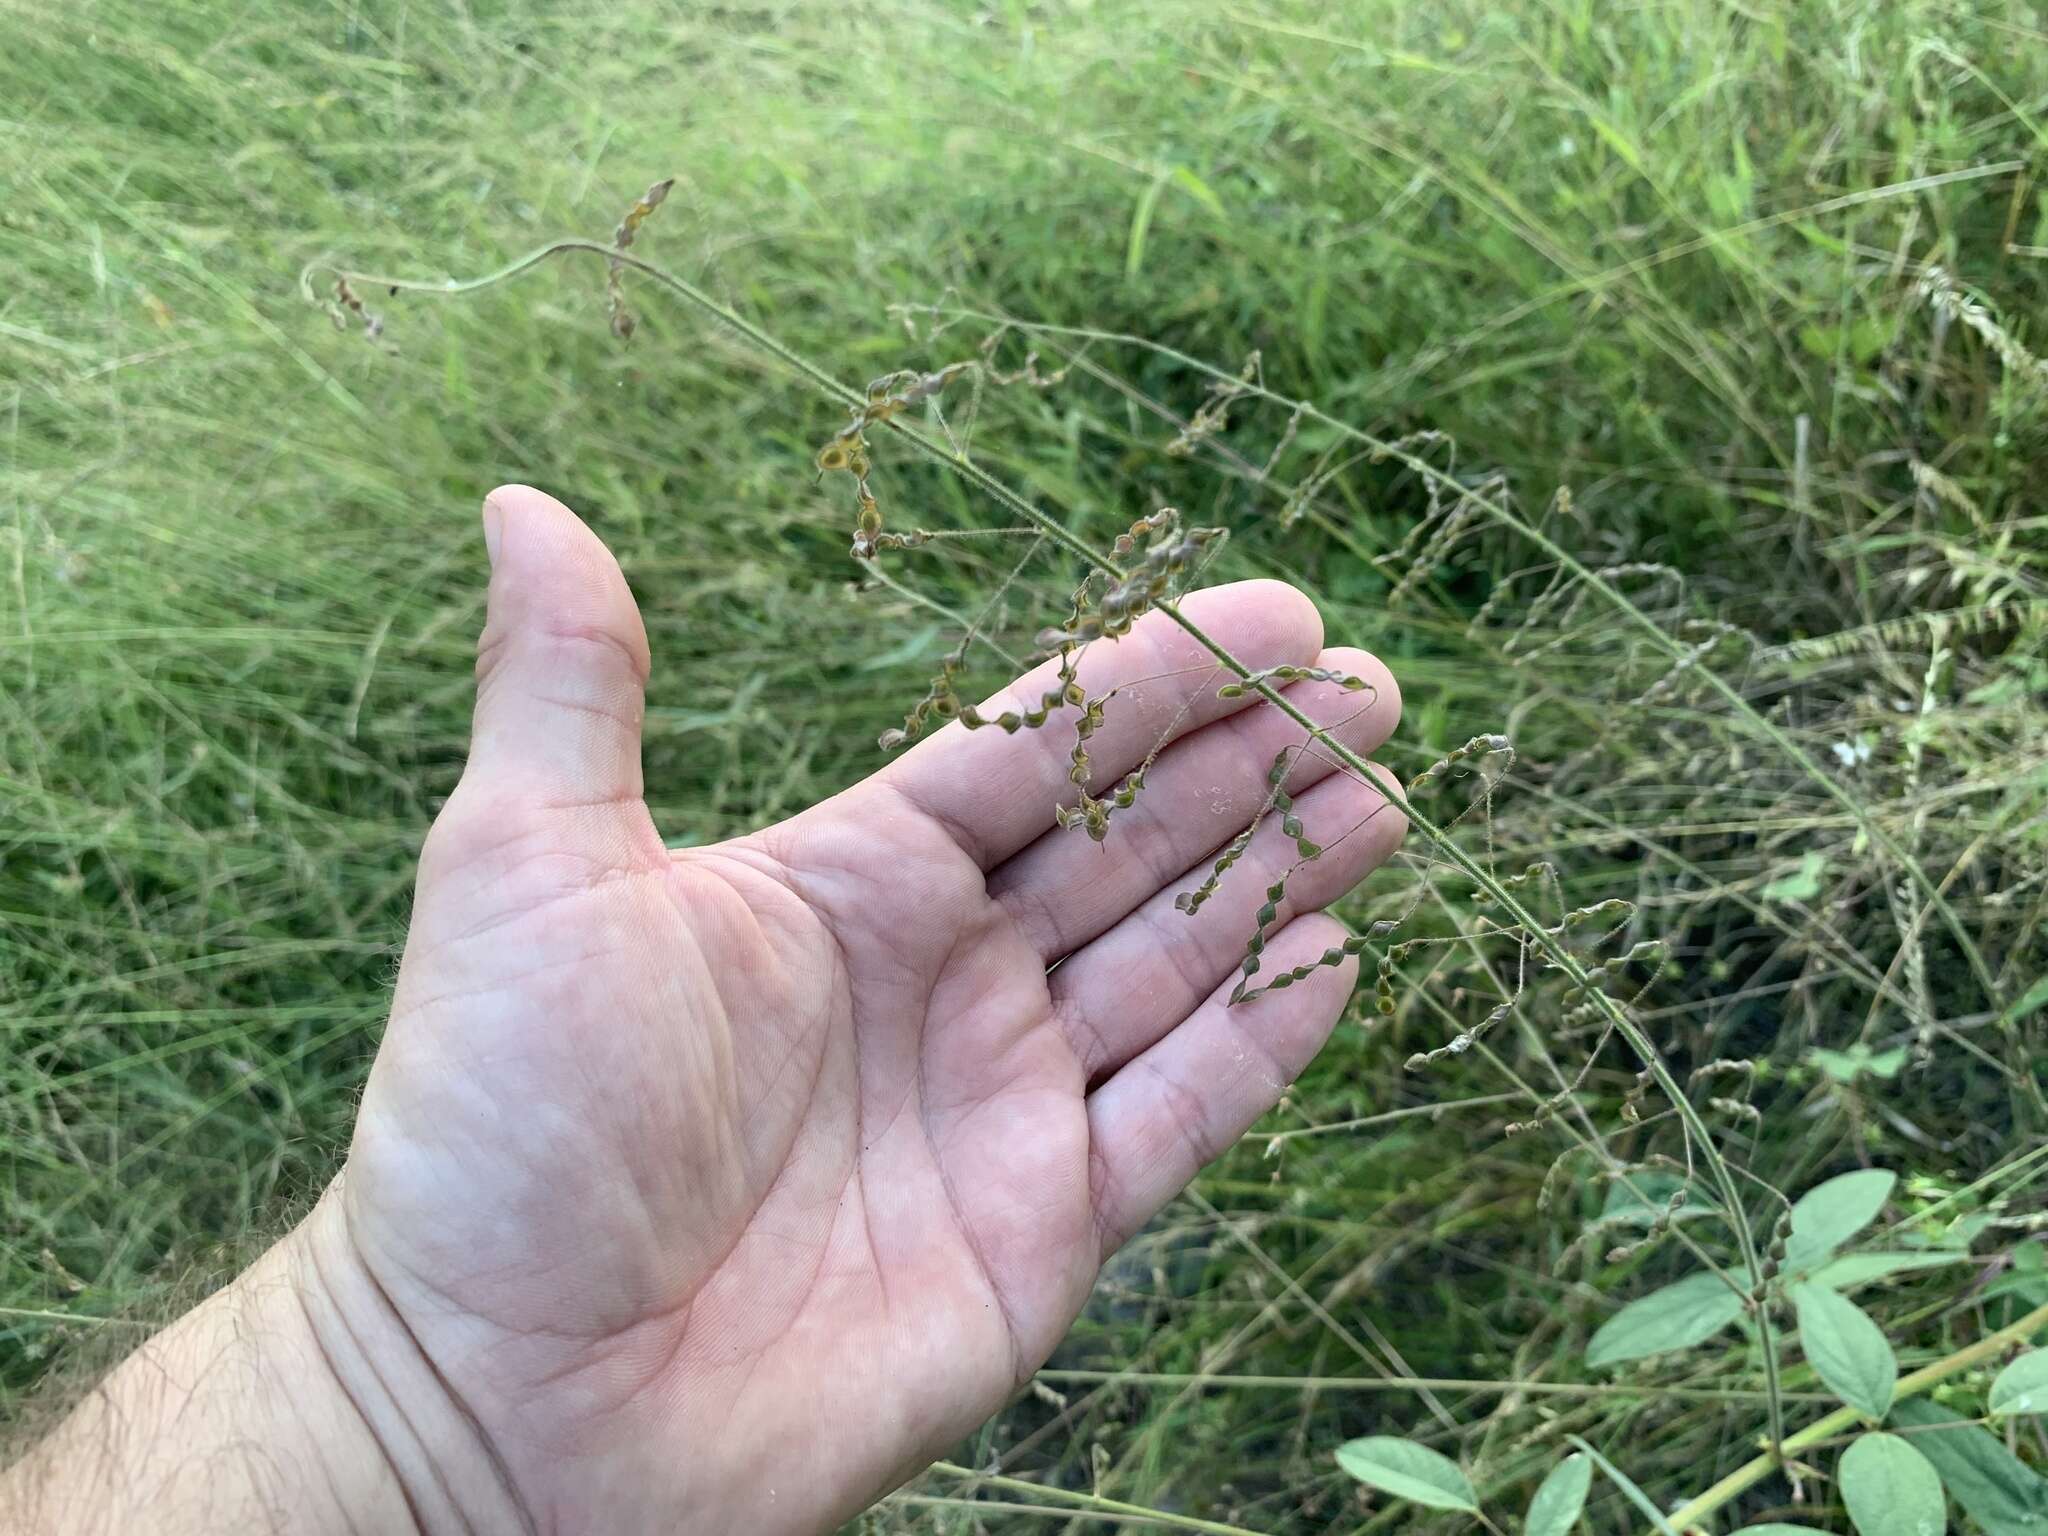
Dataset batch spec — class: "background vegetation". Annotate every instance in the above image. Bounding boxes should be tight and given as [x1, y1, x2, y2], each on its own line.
[3, 0, 2044, 1530]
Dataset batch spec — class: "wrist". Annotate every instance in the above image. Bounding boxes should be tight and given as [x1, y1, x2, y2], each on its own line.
[276, 1179, 537, 1535]
[2, 1181, 529, 1536]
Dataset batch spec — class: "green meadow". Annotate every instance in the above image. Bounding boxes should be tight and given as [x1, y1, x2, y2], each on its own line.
[4, 1, 2045, 1529]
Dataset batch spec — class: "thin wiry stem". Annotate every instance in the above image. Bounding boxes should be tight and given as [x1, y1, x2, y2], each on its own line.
[920, 309, 2001, 1006]
[921, 1461, 1275, 1536]
[1034, 1369, 1832, 1402]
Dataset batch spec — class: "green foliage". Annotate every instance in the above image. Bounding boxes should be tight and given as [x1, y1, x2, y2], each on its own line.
[2002, 978, 2048, 1029]
[1585, 1271, 1749, 1369]
[1763, 852, 1829, 904]
[4, 0, 2046, 1531]
[1791, 1283, 1898, 1420]
[1524, 1452, 1591, 1536]
[1839, 1433, 1946, 1536]
[1785, 1171, 1898, 1274]
[1565, 1438, 1681, 1536]
[1809, 1045, 1910, 1084]
[1989, 1351, 2048, 1418]
[1333, 1437, 1476, 1512]
[1807, 1253, 1971, 1290]
[1891, 1400, 2048, 1536]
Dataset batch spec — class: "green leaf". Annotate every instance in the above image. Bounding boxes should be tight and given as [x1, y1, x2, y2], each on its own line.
[1586, 1272, 1748, 1368]
[1124, 165, 1224, 285]
[1808, 1252, 1971, 1290]
[1168, 165, 1226, 220]
[1983, 1267, 2048, 1306]
[1124, 169, 1170, 285]
[1763, 850, 1827, 902]
[1892, 1398, 2048, 1535]
[1990, 1351, 2048, 1417]
[1732, 1527, 1833, 1535]
[1810, 1043, 1909, 1082]
[1525, 1453, 1591, 1536]
[1840, 1431, 1946, 1536]
[1334, 1437, 1477, 1512]
[1999, 975, 2048, 1027]
[1598, 1172, 1710, 1228]
[1791, 1283, 1897, 1418]
[1565, 1437, 1679, 1536]
[1785, 1170, 1897, 1272]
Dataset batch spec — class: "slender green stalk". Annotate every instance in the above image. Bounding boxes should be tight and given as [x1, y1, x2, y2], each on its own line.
[922, 1461, 1274, 1536]
[890, 1493, 1237, 1526]
[1035, 1370, 1826, 1403]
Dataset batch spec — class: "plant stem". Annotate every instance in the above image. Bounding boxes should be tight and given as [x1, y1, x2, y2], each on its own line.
[928, 310, 2001, 1007]
[1664, 1299, 2048, 1534]
[1032, 1370, 1828, 1401]
[922, 1461, 1275, 1536]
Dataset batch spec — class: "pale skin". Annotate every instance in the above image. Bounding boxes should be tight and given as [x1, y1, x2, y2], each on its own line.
[4, 486, 1404, 1535]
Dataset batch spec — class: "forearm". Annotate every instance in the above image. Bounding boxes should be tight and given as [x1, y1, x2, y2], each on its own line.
[2, 1184, 529, 1536]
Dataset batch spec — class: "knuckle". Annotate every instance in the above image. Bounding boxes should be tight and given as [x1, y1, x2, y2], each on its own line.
[541, 620, 653, 687]
[474, 618, 652, 692]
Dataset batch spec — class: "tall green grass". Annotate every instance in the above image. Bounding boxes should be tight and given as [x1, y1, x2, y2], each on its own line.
[4, 1, 2044, 1529]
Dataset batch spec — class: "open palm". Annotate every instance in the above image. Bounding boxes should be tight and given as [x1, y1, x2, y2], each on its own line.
[341, 486, 1403, 1534]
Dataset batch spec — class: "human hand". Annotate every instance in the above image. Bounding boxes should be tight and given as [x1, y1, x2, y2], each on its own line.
[11, 486, 1403, 1536]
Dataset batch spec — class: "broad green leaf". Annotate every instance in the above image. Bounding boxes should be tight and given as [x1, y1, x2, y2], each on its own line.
[1990, 1351, 2048, 1417]
[1335, 1437, 1477, 1512]
[1840, 1432, 1946, 1536]
[1785, 1170, 1897, 1272]
[1586, 1272, 1748, 1368]
[1732, 1526, 1832, 1535]
[1808, 1252, 1971, 1290]
[1892, 1398, 2048, 1535]
[1525, 1453, 1591, 1536]
[1792, 1283, 1897, 1418]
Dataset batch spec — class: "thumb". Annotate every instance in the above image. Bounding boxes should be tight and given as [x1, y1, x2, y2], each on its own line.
[464, 484, 652, 810]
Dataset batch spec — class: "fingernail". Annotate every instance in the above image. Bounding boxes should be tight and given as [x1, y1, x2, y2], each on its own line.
[482, 498, 505, 568]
